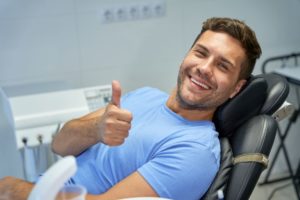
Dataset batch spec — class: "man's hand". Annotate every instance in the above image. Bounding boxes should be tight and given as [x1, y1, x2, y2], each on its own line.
[97, 80, 133, 146]
[0, 176, 33, 200]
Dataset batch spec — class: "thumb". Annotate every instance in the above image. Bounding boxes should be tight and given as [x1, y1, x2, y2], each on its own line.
[111, 80, 121, 107]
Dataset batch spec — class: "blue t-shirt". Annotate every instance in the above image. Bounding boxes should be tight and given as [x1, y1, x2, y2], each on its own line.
[71, 87, 220, 200]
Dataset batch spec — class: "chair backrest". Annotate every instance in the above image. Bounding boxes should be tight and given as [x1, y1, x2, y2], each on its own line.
[0, 88, 24, 179]
[201, 73, 289, 200]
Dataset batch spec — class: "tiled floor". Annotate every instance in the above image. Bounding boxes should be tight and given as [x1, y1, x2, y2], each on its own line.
[250, 179, 299, 200]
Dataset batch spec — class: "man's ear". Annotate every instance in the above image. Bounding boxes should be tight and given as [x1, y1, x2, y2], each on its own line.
[229, 79, 247, 98]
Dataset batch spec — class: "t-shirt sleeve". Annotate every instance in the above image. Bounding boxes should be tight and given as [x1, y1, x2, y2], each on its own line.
[138, 140, 219, 200]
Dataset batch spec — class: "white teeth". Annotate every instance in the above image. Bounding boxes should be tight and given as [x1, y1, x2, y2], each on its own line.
[191, 78, 210, 89]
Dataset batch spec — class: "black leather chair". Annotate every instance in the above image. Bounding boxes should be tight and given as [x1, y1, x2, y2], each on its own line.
[201, 73, 289, 200]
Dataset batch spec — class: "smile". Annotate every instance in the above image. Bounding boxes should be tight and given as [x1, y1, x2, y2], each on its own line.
[190, 77, 210, 90]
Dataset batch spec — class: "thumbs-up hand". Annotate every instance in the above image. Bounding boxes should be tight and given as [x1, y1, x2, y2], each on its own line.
[98, 80, 132, 146]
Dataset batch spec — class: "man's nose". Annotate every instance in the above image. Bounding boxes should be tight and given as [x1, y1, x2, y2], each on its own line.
[196, 59, 213, 77]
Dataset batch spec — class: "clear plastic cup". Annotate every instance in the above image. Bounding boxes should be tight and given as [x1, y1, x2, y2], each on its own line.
[55, 185, 87, 200]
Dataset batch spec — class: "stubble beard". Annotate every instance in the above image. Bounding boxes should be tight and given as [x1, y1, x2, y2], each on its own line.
[176, 73, 210, 111]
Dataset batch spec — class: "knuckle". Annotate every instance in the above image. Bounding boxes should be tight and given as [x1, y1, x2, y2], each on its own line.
[106, 106, 118, 116]
[104, 119, 114, 128]
[117, 138, 125, 145]
[128, 113, 133, 121]
[127, 123, 131, 130]
[106, 109, 115, 117]
[123, 131, 129, 138]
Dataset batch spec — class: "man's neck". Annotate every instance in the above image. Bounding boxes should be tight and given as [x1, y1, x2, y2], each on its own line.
[166, 89, 215, 121]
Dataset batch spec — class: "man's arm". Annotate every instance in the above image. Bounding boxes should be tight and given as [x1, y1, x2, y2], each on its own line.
[51, 108, 105, 156]
[0, 177, 34, 200]
[87, 171, 158, 200]
[0, 172, 157, 200]
[51, 80, 132, 156]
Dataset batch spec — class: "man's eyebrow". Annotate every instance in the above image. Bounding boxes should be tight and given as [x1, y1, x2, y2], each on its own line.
[194, 44, 209, 53]
[220, 57, 235, 68]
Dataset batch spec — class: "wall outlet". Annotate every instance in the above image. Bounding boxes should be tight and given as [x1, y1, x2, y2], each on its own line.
[98, 0, 166, 24]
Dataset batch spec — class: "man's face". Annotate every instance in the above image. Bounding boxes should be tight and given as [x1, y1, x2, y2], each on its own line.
[177, 30, 247, 111]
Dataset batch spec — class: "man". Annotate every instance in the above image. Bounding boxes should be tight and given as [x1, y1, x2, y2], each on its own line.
[0, 17, 261, 200]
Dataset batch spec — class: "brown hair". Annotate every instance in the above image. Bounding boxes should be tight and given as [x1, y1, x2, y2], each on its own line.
[192, 17, 262, 79]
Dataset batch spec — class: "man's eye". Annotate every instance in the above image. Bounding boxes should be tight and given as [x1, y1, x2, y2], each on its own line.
[195, 51, 206, 57]
[218, 63, 229, 71]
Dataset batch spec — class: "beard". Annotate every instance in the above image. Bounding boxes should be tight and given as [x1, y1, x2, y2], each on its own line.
[176, 72, 211, 110]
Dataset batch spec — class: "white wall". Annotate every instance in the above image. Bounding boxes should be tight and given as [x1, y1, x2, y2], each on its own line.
[0, 0, 300, 176]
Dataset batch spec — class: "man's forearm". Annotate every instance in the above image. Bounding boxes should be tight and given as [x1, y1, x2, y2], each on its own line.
[0, 177, 107, 200]
[0, 177, 34, 200]
[51, 118, 101, 156]
[51, 108, 105, 156]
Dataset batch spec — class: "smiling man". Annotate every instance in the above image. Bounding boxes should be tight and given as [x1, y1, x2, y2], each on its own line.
[0, 17, 261, 200]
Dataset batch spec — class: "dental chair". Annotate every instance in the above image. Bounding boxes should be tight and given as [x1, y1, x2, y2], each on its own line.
[28, 73, 289, 200]
[0, 88, 24, 179]
[201, 73, 289, 200]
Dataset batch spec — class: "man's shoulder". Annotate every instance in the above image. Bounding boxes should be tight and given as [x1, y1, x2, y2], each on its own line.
[129, 87, 166, 97]
[121, 87, 168, 111]
[122, 87, 167, 102]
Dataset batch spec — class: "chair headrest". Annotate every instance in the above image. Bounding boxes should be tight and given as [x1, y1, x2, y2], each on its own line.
[213, 76, 267, 137]
[213, 73, 288, 137]
[257, 73, 289, 115]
